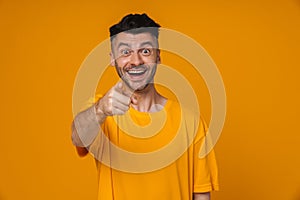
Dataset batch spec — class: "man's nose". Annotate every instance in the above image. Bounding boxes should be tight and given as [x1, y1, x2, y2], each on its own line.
[130, 52, 144, 66]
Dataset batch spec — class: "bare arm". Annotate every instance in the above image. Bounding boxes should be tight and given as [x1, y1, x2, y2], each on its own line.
[71, 103, 107, 146]
[193, 192, 210, 200]
[71, 82, 134, 157]
[71, 110, 99, 157]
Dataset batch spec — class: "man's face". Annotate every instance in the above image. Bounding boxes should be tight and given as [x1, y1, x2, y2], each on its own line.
[111, 32, 160, 91]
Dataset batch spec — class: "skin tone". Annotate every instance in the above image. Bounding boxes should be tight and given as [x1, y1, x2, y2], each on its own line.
[194, 192, 210, 200]
[71, 31, 210, 200]
[108, 32, 167, 113]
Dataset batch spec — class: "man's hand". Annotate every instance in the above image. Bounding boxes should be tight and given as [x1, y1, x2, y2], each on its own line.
[71, 81, 136, 152]
[95, 81, 136, 117]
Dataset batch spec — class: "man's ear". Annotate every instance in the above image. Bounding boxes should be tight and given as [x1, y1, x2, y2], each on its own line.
[110, 52, 115, 67]
[156, 49, 161, 64]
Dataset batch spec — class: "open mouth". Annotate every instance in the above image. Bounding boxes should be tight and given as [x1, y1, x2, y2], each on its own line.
[126, 69, 147, 76]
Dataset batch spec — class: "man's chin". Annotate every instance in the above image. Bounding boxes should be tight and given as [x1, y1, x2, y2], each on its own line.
[127, 82, 149, 92]
[135, 84, 149, 91]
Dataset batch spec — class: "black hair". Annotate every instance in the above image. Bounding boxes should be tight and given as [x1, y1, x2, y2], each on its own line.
[109, 13, 161, 41]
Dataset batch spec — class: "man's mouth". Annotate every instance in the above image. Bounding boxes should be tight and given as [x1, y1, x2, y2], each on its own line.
[126, 68, 147, 76]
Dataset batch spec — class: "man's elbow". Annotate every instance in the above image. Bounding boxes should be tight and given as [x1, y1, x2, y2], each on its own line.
[71, 121, 89, 157]
[75, 146, 89, 157]
[193, 192, 210, 200]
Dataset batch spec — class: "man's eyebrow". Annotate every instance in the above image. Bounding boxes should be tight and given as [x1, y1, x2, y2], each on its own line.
[117, 42, 130, 49]
[116, 41, 156, 49]
[140, 41, 155, 47]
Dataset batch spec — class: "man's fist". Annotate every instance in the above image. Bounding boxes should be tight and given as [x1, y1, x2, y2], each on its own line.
[95, 82, 136, 116]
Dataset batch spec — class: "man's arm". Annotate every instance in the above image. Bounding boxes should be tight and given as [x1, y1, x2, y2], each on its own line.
[71, 82, 134, 157]
[71, 113, 97, 157]
[71, 104, 105, 148]
[193, 192, 210, 200]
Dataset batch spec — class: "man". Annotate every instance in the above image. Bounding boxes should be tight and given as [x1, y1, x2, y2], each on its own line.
[72, 13, 218, 200]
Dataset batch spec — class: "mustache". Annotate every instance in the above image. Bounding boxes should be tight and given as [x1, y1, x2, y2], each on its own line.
[124, 65, 147, 71]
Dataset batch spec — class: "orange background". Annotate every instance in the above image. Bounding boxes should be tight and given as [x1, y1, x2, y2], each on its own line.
[1, 0, 300, 199]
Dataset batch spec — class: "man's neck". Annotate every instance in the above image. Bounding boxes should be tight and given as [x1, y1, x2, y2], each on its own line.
[131, 84, 167, 113]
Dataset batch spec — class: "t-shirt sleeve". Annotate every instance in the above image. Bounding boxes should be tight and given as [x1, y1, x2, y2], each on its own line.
[193, 117, 219, 193]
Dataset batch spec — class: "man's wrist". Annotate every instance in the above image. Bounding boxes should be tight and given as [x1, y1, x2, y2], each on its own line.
[94, 100, 107, 124]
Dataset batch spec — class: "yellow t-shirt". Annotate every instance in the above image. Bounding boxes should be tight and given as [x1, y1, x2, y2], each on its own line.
[89, 100, 219, 200]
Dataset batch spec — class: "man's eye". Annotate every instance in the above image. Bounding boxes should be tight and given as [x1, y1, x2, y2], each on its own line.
[121, 49, 131, 56]
[141, 48, 151, 55]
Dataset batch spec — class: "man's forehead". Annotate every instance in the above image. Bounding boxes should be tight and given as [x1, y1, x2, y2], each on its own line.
[112, 32, 158, 48]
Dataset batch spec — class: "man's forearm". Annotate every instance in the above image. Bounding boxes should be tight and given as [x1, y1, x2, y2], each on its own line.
[193, 192, 210, 200]
[71, 104, 106, 147]
[71, 82, 133, 148]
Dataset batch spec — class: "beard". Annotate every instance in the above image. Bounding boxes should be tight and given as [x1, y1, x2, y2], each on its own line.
[114, 62, 157, 91]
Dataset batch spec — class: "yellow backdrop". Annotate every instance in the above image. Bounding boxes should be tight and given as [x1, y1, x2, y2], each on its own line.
[1, 0, 300, 199]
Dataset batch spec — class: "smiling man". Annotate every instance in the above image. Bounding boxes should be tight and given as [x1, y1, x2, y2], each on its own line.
[109, 26, 165, 113]
[71, 13, 219, 200]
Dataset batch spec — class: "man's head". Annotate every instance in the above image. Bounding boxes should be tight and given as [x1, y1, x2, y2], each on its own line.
[109, 14, 161, 91]
[109, 13, 160, 43]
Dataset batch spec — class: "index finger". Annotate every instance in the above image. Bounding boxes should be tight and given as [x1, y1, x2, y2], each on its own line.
[114, 81, 134, 97]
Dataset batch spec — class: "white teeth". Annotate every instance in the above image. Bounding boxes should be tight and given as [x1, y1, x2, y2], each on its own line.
[129, 70, 142, 73]
[128, 70, 145, 74]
